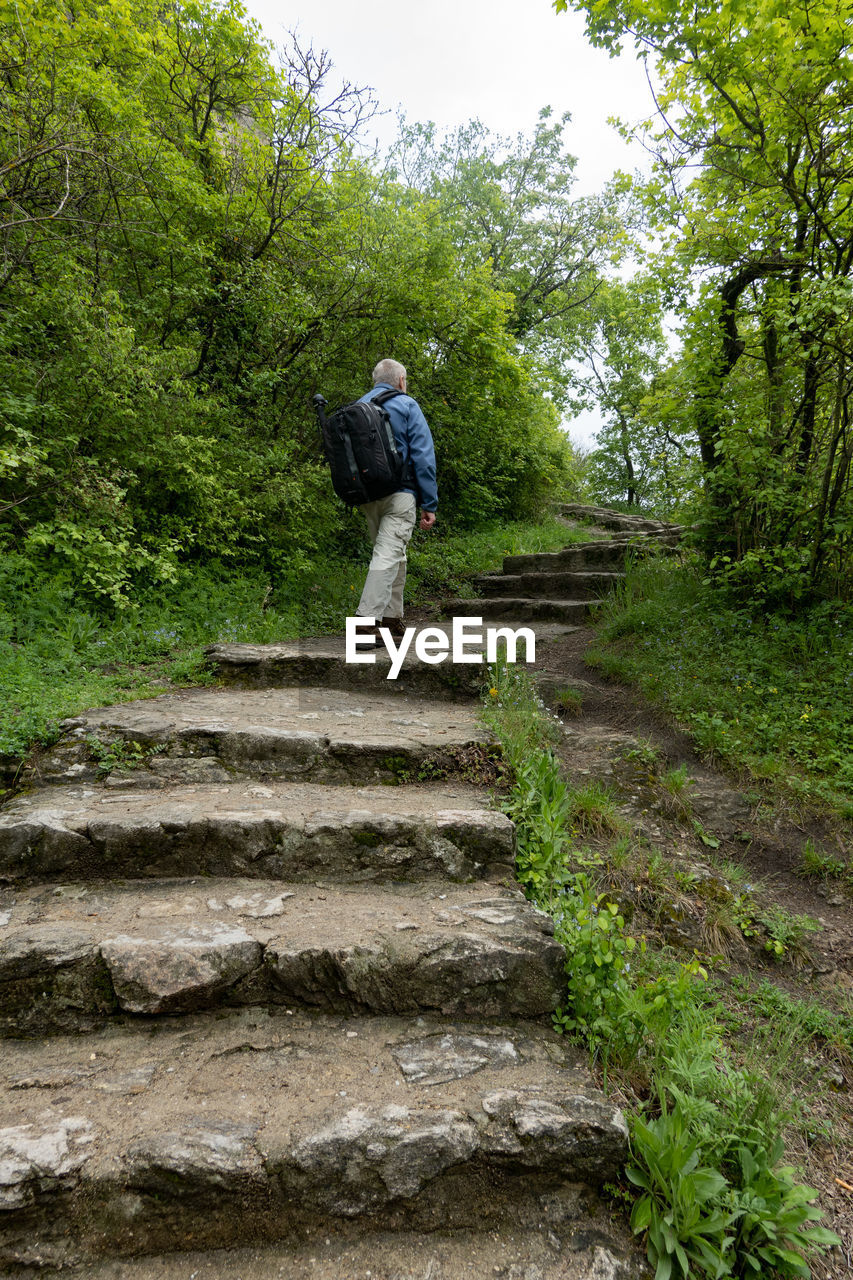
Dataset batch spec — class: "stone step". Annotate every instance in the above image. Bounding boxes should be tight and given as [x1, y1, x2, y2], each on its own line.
[503, 543, 628, 574]
[504, 538, 677, 575]
[444, 598, 593, 625]
[0, 1007, 628, 1270]
[0, 781, 515, 887]
[52, 1226, 637, 1278]
[0, 879, 563, 1035]
[557, 503, 685, 536]
[474, 570, 625, 599]
[206, 633, 482, 699]
[26, 687, 494, 789]
[204, 624, 579, 695]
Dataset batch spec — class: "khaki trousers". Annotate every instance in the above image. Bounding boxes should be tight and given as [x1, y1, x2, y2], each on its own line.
[355, 491, 417, 620]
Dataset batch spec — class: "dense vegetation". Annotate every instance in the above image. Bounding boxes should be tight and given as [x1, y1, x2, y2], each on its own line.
[484, 661, 844, 1280]
[560, 0, 853, 600]
[0, 0, 593, 612]
[591, 554, 853, 813]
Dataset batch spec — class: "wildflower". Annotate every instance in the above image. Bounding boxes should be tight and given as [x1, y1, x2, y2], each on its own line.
[489, 687, 498, 699]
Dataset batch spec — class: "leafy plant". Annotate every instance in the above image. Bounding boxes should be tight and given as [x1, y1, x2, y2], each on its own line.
[628, 1101, 734, 1280]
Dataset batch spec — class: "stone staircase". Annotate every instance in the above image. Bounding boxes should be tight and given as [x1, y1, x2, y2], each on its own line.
[445, 506, 685, 629]
[0, 567, 644, 1275]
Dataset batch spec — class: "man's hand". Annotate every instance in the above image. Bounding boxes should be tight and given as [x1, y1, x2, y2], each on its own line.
[419, 510, 436, 531]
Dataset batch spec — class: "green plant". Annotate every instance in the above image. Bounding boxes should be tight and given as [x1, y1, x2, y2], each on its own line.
[798, 839, 847, 882]
[567, 780, 624, 836]
[86, 735, 153, 775]
[503, 749, 575, 895]
[628, 1100, 735, 1280]
[726, 1139, 840, 1278]
[755, 906, 821, 961]
[624, 737, 661, 770]
[553, 884, 637, 1049]
[553, 685, 583, 716]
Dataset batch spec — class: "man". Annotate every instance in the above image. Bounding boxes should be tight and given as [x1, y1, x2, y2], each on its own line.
[355, 358, 437, 641]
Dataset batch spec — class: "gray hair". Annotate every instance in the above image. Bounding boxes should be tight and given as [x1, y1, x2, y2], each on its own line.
[372, 358, 406, 386]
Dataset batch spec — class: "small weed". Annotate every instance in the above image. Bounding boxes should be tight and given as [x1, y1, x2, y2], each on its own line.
[568, 780, 624, 836]
[86, 735, 154, 775]
[693, 819, 721, 849]
[798, 838, 847, 881]
[757, 905, 821, 962]
[624, 737, 661, 770]
[659, 763, 694, 821]
[553, 685, 583, 717]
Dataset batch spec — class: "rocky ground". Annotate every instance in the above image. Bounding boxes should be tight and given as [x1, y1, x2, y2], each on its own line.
[1, 505, 849, 1278]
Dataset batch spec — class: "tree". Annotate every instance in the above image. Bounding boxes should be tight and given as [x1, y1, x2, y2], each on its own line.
[388, 110, 626, 410]
[1, 0, 578, 604]
[558, 0, 853, 597]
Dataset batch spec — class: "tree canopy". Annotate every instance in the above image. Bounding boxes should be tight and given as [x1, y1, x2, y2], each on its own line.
[0, 0, 585, 605]
[559, 0, 853, 598]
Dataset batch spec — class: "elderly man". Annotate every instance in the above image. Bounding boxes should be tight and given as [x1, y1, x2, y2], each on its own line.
[355, 358, 437, 641]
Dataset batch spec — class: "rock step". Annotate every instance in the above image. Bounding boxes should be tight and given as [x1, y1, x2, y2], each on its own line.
[0, 1007, 628, 1271]
[474, 571, 625, 599]
[203, 624, 578, 695]
[55, 1226, 637, 1279]
[0, 879, 563, 1035]
[504, 539, 677, 575]
[444, 598, 593, 624]
[27, 687, 495, 789]
[557, 503, 685, 536]
[206, 634, 482, 699]
[0, 781, 515, 886]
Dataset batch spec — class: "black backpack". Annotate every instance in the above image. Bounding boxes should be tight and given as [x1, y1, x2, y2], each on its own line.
[312, 388, 407, 506]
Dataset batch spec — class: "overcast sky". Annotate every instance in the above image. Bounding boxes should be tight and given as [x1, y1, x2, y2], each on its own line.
[243, 0, 656, 447]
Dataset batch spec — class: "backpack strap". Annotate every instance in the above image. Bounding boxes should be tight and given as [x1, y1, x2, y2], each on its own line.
[372, 388, 403, 407]
[370, 387, 420, 502]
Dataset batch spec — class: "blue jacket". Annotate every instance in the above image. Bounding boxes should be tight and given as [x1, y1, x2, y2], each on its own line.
[360, 383, 438, 512]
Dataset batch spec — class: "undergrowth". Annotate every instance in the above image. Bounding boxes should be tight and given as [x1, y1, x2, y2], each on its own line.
[588, 554, 853, 815]
[482, 657, 841, 1280]
[0, 515, 586, 765]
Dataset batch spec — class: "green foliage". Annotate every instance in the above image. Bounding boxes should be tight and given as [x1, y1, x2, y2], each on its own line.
[557, 0, 853, 596]
[593, 556, 853, 809]
[733, 980, 853, 1058]
[0, 517, 580, 762]
[553, 887, 637, 1048]
[0, 0, 585, 598]
[797, 839, 849, 883]
[628, 1102, 734, 1280]
[484, 655, 838, 1278]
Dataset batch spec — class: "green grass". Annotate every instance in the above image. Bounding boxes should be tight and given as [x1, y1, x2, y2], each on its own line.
[0, 514, 587, 764]
[480, 665, 841, 1279]
[589, 554, 853, 813]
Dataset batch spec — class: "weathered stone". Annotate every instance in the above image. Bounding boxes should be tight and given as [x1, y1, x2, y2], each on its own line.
[0, 1009, 628, 1268]
[445, 597, 592, 624]
[0, 881, 563, 1030]
[25, 687, 495, 787]
[480, 1089, 628, 1178]
[393, 1032, 519, 1084]
[290, 1105, 480, 1214]
[100, 926, 263, 1013]
[0, 926, 116, 1036]
[43, 1230, 645, 1280]
[0, 785, 516, 887]
[475, 571, 625, 600]
[126, 1119, 267, 1194]
[0, 1117, 95, 1209]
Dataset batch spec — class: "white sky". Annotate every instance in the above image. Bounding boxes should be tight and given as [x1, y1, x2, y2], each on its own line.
[244, 0, 656, 448]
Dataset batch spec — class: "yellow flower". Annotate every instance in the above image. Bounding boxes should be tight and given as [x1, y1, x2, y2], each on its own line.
[489, 687, 498, 699]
